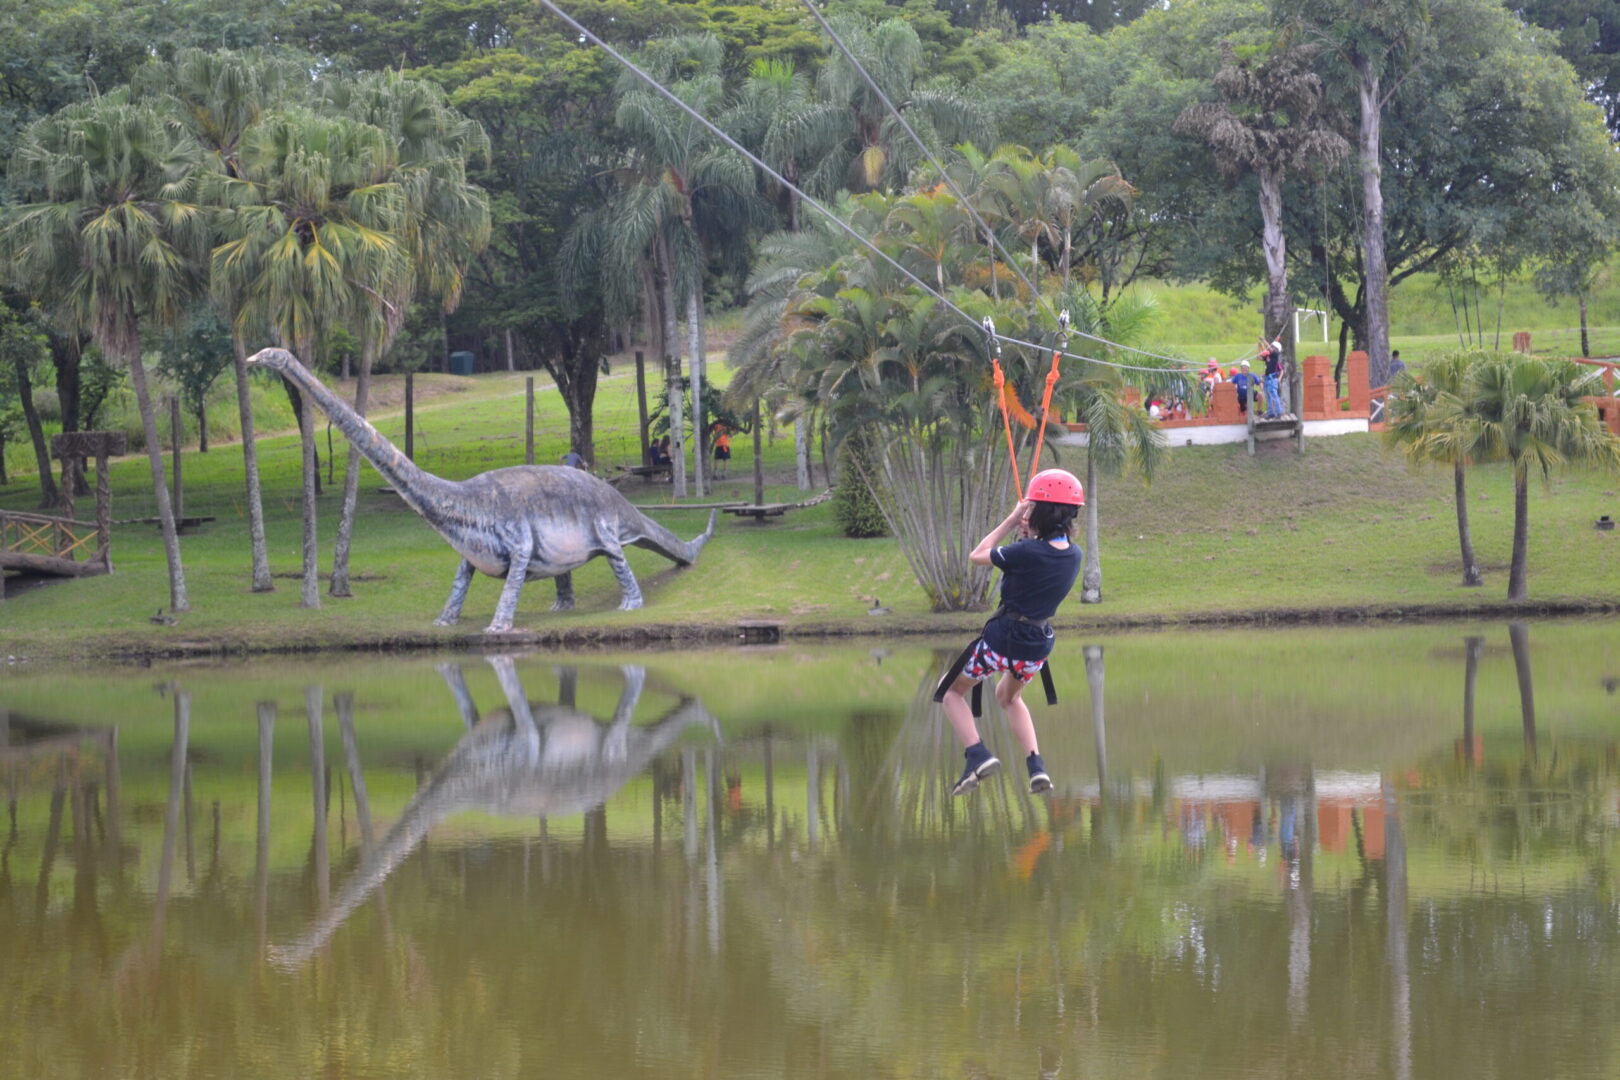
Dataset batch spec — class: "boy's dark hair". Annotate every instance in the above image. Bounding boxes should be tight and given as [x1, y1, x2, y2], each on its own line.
[1027, 500, 1079, 540]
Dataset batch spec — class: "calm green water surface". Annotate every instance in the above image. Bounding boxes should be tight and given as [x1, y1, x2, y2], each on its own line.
[3, 619, 1618, 1079]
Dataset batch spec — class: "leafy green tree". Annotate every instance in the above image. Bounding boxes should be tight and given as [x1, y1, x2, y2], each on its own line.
[1512, 0, 1620, 136]
[5, 91, 210, 611]
[0, 300, 58, 505]
[0, 306, 51, 489]
[156, 309, 235, 453]
[1176, 33, 1348, 407]
[213, 108, 409, 609]
[1284, 0, 1430, 389]
[1384, 350, 1490, 587]
[1466, 354, 1620, 601]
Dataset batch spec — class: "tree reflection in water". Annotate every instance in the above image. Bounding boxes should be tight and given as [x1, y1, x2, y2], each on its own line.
[2, 627, 1619, 1080]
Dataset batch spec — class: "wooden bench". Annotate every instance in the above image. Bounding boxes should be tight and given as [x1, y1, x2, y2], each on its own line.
[620, 464, 672, 482]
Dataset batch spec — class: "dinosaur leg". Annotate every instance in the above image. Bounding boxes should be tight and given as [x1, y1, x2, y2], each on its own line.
[486, 655, 540, 759]
[551, 572, 575, 612]
[487, 544, 532, 633]
[604, 665, 648, 761]
[435, 662, 481, 729]
[601, 537, 645, 611]
[433, 560, 476, 626]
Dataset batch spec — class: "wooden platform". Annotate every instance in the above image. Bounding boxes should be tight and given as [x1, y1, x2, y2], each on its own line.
[724, 503, 795, 521]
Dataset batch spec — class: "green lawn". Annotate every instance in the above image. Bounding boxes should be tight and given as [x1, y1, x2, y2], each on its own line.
[4, 271, 1619, 661]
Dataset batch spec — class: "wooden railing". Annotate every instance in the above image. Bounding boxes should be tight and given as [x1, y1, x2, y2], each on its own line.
[0, 510, 104, 563]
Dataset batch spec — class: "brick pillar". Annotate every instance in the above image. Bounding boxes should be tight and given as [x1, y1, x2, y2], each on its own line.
[1346, 350, 1371, 415]
[1210, 381, 1242, 423]
[1303, 355, 1334, 419]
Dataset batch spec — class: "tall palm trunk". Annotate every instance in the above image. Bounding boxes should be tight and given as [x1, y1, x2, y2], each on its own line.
[9, 349, 58, 508]
[329, 339, 376, 597]
[1507, 469, 1529, 601]
[1081, 449, 1102, 603]
[123, 341, 189, 612]
[1578, 288, 1590, 358]
[291, 348, 320, 609]
[656, 235, 687, 497]
[1453, 461, 1482, 586]
[795, 415, 811, 490]
[1357, 65, 1393, 390]
[1258, 168, 1295, 417]
[688, 285, 707, 497]
[232, 335, 274, 592]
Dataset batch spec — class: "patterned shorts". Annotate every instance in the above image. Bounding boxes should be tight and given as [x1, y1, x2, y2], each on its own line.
[961, 638, 1046, 683]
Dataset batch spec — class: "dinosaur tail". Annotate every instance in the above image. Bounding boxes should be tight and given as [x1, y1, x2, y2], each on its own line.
[632, 509, 718, 566]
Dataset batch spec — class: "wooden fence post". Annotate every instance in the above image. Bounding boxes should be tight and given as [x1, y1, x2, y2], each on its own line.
[525, 377, 535, 465]
[635, 350, 650, 465]
[170, 395, 183, 522]
[405, 373, 415, 462]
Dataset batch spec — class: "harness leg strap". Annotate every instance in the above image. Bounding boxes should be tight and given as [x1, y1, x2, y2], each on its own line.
[934, 637, 986, 718]
[1040, 663, 1058, 707]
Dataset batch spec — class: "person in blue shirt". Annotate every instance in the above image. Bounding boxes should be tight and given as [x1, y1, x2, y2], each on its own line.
[934, 468, 1084, 797]
[1229, 358, 1260, 414]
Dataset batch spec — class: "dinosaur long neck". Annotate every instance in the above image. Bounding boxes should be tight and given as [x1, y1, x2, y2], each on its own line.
[269, 351, 460, 514]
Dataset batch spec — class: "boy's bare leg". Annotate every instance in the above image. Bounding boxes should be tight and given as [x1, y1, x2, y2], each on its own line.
[941, 674, 983, 747]
[995, 673, 1040, 757]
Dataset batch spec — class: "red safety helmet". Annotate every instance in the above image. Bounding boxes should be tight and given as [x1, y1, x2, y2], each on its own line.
[1025, 468, 1085, 506]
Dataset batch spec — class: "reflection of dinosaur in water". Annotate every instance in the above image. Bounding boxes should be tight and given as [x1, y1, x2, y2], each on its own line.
[269, 657, 717, 969]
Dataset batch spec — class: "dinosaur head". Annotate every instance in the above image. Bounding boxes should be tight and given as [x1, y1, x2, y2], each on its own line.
[244, 347, 299, 372]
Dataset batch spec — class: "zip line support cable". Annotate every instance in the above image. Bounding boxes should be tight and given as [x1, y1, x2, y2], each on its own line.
[1028, 308, 1068, 479]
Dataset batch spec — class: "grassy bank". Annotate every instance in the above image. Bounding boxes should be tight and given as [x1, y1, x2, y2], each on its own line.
[3, 346, 1618, 662]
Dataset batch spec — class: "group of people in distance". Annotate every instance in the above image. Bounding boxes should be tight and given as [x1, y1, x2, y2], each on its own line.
[644, 425, 731, 478]
[1183, 336, 1286, 419]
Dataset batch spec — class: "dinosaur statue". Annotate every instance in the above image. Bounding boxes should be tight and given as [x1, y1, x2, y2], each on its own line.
[269, 657, 719, 970]
[246, 348, 717, 632]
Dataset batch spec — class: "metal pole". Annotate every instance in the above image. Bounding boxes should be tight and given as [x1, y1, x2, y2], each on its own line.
[525, 377, 535, 466]
[753, 398, 764, 507]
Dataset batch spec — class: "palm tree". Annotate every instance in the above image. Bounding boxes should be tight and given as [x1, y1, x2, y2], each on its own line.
[213, 108, 408, 608]
[136, 47, 310, 594]
[807, 16, 993, 196]
[1057, 294, 1169, 604]
[1176, 35, 1348, 411]
[317, 72, 490, 597]
[1466, 353, 1620, 601]
[1384, 350, 1489, 586]
[5, 92, 210, 611]
[573, 34, 766, 497]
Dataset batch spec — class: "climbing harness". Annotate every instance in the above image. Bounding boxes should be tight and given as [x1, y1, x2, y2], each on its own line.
[932, 611, 1061, 717]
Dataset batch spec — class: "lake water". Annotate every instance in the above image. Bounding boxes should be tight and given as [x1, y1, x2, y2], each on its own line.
[3, 619, 1618, 1079]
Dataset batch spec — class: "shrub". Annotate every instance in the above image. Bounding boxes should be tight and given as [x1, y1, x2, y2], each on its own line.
[832, 433, 888, 538]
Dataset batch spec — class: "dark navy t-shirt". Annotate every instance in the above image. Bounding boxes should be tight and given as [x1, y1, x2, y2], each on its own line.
[983, 537, 1082, 660]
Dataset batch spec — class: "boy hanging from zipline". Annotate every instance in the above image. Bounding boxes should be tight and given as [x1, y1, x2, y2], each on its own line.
[935, 469, 1084, 796]
[934, 312, 1082, 797]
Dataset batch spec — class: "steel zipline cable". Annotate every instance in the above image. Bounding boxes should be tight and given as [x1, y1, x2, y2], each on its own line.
[795, 0, 1204, 371]
[534, 0, 1199, 377]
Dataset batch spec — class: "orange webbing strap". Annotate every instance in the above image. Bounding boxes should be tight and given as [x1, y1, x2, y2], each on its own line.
[984, 317, 1023, 498]
[1027, 310, 1069, 479]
